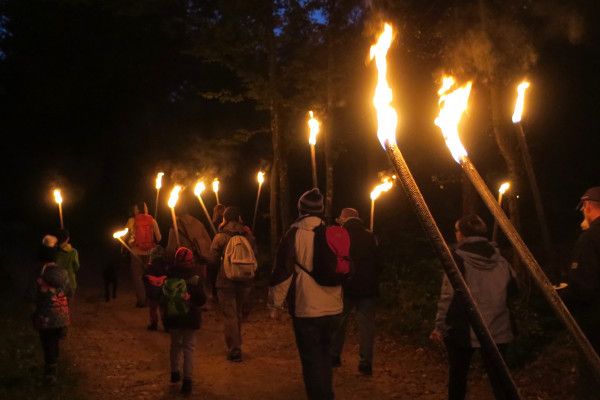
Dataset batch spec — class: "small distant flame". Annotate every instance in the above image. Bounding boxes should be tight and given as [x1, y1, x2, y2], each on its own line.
[155, 172, 164, 190]
[370, 178, 393, 201]
[257, 171, 265, 185]
[168, 185, 182, 208]
[512, 81, 530, 123]
[194, 181, 206, 197]
[434, 76, 472, 163]
[113, 228, 128, 239]
[370, 23, 398, 148]
[212, 179, 220, 193]
[308, 111, 320, 146]
[499, 182, 511, 195]
[53, 189, 63, 205]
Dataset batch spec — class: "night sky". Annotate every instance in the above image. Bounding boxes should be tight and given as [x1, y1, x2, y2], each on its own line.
[1, 1, 599, 267]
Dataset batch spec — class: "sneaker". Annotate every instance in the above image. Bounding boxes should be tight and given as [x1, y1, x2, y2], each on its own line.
[147, 322, 158, 331]
[331, 356, 341, 368]
[358, 361, 372, 376]
[227, 349, 243, 363]
[170, 371, 181, 383]
[181, 378, 192, 395]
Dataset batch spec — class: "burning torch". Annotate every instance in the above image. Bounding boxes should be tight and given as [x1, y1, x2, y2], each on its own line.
[253, 171, 265, 232]
[369, 24, 520, 398]
[492, 181, 510, 243]
[112, 228, 142, 263]
[53, 189, 64, 229]
[436, 75, 600, 380]
[168, 185, 182, 247]
[369, 178, 393, 231]
[212, 178, 220, 204]
[308, 110, 320, 188]
[194, 181, 217, 235]
[154, 172, 164, 219]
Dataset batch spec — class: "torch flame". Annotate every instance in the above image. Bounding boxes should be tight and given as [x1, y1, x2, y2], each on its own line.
[369, 23, 398, 148]
[512, 81, 530, 123]
[499, 182, 511, 195]
[53, 189, 63, 205]
[193, 181, 206, 197]
[434, 76, 472, 163]
[212, 179, 220, 193]
[257, 171, 265, 185]
[308, 111, 320, 145]
[168, 185, 182, 208]
[155, 172, 164, 190]
[113, 228, 128, 239]
[370, 178, 394, 201]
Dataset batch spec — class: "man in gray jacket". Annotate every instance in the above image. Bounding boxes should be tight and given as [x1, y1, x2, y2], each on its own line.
[430, 214, 515, 400]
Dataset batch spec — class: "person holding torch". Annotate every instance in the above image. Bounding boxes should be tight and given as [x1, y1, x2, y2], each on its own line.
[124, 201, 161, 308]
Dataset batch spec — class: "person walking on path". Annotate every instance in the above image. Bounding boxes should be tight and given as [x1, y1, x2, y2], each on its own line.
[331, 207, 381, 376]
[33, 240, 71, 385]
[125, 201, 161, 307]
[145, 245, 168, 331]
[564, 186, 600, 398]
[269, 188, 343, 400]
[430, 214, 516, 400]
[161, 247, 205, 396]
[207, 206, 257, 362]
[55, 229, 80, 300]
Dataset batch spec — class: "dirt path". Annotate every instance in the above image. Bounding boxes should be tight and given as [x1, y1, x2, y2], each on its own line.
[63, 272, 505, 400]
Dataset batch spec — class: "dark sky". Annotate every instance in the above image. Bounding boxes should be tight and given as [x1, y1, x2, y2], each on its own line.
[1, 1, 599, 264]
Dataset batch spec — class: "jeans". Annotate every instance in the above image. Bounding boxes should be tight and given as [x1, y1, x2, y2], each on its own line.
[148, 299, 162, 325]
[444, 339, 509, 400]
[130, 255, 148, 305]
[170, 329, 196, 379]
[39, 328, 64, 367]
[218, 285, 252, 353]
[293, 314, 341, 400]
[331, 296, 376, 365]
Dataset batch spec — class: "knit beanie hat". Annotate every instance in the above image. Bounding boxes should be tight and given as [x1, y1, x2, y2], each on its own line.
[174, 246, 194, 268]
[298, 188, 324, 216]
[149, 245, 165, 263]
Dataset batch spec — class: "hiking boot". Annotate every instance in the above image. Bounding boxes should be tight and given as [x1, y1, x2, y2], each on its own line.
[181, 378, 192, 395]
[358, 361, 372, 376]
[331, 356, 341, 368]
[227, 349, 242, 363]
[170, 371, 181, 383]
[147, 322, 158, 331]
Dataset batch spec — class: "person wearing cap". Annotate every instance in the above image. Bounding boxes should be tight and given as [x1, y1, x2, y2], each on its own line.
[207, 206, 257, 363]
[269, 188, 343, 400]
[330, 208, 381, 376]
[564, 187, 600, 398]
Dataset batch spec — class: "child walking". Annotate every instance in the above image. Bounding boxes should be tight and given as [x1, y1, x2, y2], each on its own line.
[33, 242, 71, 384]
[161, 247, 205, 395]
[145, 245, 168, 331]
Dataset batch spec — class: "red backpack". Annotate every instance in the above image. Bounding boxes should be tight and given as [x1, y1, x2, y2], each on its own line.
[134, 214, 155, 251]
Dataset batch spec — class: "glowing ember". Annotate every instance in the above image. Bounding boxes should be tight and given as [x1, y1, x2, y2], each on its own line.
[212, 179, 220, 193]
[369, 23, 398, 148]
[257, 171, 265, 185]
[308, 111, 320, 146]
[168, 185, 182, 208]
[113, 228, 128, 239]
[370, 178, 393, 200]
[434, 76, 472, 163]
[53, 189, 63, 205]
[512, 81, 530, 124]
[194, 181, 206, 197]
[155, 172, 164, 190]
[499, 182, 511, 195]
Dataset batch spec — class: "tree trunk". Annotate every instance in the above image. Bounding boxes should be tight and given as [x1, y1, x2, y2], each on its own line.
[324, 0, 337, 222]
[269, 158, 279, 257]
[278, 125, 291, 232]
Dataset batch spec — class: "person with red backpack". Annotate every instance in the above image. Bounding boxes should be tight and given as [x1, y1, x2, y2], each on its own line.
[125, 201, 161, 307]
[269, 188, 344, 400]
[207, 206, 257, 363]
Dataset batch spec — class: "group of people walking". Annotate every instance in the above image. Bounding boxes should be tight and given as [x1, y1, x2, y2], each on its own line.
[30, 185, 600, 399]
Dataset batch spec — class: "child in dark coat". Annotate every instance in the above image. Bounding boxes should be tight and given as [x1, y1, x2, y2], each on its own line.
[103, 246, 124, 302]
[144, 245, 168, 331]
[161, 247, 205, 396]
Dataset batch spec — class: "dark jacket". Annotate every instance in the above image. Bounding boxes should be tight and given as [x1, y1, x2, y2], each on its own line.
[341, 218, 381, 297]
[161, 266, 204, 330]
[33, 263, 71, 330]
[436, 237, 516, 348]
[144, 258, 168, 301]
[567, 217, 600, 345]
